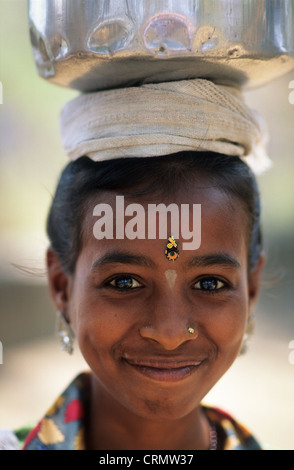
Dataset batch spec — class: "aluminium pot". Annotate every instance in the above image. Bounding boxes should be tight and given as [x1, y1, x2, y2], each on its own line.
[28, 0, 294, 91]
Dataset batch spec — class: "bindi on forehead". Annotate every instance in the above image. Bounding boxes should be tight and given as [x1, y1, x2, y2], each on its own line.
[164, 269, 178, 289]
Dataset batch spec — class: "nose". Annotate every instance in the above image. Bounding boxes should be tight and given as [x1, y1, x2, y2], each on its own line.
[139, 299, 198, 350]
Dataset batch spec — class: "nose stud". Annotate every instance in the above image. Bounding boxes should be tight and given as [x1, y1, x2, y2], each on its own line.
[187, 327, 195, 335]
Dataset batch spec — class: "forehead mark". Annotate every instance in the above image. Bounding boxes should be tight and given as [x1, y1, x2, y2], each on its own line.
[164, 269, 178, 289]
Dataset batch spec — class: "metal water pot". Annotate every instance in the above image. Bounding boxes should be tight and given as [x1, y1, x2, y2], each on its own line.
[28, 0, 294, 91]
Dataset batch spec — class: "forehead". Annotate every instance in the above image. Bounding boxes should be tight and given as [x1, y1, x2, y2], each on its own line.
[81, 183, 248, 266]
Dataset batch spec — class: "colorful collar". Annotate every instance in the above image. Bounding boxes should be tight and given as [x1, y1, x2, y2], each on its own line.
[23, 372, 262, 450]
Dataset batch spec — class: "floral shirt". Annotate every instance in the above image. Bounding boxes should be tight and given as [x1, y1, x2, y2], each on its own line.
[2, 373, 262, 450]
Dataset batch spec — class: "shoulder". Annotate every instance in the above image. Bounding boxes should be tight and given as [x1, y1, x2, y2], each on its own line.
[202, 405, 263, 450]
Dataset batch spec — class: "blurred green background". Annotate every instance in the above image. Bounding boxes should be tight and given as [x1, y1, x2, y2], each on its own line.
[0, 0, 293, 449]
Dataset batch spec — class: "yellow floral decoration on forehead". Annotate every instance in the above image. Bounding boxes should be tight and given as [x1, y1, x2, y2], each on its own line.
[165, 236, 180, 261]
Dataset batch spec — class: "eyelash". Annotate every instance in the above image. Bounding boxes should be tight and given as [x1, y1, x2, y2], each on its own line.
[192, 277, 230, 294]
[107, 275, 143, 291]
[105, 275, 230, 293]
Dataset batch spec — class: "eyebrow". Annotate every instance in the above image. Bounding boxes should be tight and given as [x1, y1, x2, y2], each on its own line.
[91, 251, 157, 270]
[91, 251, 240, 270]
[188, 253, 241, 269]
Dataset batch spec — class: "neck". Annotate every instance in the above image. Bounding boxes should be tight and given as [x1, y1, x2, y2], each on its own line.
[86, 374, 210, 450]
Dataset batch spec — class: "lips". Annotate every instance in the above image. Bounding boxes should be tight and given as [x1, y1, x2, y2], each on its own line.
[122, 356, 205, 382]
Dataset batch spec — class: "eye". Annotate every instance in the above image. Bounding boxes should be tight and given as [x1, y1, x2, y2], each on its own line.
[109, 276, 142, 290]
[193, 277, 226, 292]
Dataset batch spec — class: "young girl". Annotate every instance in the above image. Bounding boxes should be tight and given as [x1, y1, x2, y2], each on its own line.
[20, 150, 265, 450]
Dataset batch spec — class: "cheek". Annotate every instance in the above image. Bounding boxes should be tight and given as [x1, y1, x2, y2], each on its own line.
[69, 290, 133, 372]
[76, 304, 115, 353]
[205, 291, 249, 359]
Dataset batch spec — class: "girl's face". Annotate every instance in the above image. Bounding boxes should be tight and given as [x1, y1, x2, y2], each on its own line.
[48, 183, 263, 421]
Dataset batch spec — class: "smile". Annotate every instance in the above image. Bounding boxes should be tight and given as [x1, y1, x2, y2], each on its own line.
[122, 358, 205, 382]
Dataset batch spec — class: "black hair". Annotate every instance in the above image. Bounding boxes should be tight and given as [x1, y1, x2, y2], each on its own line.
[46, 152, 262, 275]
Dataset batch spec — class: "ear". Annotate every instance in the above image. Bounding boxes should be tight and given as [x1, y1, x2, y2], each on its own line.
[248, 251, 266, 316]
[46, 248, 71, 321]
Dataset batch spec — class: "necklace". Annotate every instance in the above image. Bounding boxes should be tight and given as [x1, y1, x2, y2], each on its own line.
[209, 424, 218, 450]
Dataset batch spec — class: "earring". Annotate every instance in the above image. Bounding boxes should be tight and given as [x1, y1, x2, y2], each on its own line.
[239, 315, 255, 356]
[56, 311, 75, 355]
